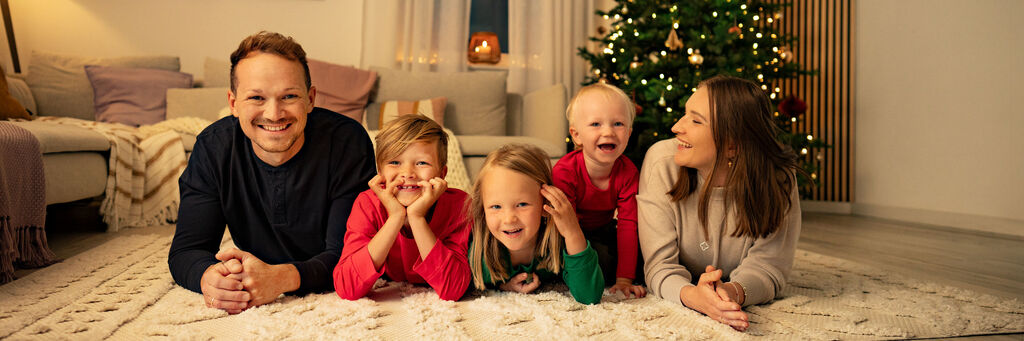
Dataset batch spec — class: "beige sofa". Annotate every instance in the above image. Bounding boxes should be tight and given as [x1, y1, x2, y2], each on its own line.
[6, 52, 184, 205]
[199, 61, 569, 180]
[7, 53, 569, 209]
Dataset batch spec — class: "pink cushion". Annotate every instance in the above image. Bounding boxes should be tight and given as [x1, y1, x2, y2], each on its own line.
[84, 65, 192, 126]
[308, 59, 376, 123]
[377, 97, 447, 129]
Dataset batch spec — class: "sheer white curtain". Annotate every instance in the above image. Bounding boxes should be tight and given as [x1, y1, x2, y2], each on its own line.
[507, 0, 594, 96]
[361, 0, 471, 72]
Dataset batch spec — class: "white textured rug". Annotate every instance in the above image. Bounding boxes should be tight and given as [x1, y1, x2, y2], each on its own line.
[1, 234, 1021, 340]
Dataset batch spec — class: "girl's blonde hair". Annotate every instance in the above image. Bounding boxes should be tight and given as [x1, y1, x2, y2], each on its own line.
[564, 82, 636, 129]
[468, 143, 563, 290]
[374, 114, 448, 170]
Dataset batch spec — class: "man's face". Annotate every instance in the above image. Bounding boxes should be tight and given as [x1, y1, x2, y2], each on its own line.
[229, 52, 315, 166]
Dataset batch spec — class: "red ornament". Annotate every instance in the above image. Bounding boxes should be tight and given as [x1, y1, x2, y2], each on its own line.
[728, 26, 741, 34]
[778, 96, 807, 117]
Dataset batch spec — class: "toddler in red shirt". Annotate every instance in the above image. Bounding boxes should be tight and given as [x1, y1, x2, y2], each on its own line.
[333, 114, 471, 301]
[552, 83, 646, 298]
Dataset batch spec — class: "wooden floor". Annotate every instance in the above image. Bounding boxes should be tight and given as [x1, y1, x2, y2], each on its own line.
[7, 211, 1024, 339]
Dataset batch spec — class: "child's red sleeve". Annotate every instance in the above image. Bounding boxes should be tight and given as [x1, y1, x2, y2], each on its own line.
[615, 162, 640, 280]
[411, 191, 473, 301]
[333, 191, 386, 300]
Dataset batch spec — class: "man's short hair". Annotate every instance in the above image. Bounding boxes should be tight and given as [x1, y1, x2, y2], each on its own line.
[229, 31, 311, 92]
[374, 115, 448, 170]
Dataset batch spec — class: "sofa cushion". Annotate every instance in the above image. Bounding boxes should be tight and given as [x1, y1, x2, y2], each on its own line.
[10, 120, 109, 154]
[0, 66, 30, 120]
[43, 152, 107, 205]
[85, 65, 193, 126]
[374, 97, 447, 129]
[166, 87, 230, 122]
[26, 51, 180, 120]
[308, 59, 376, 123]
[370, 67, 507, 136]
[457, 135, 564, 159]
[204, 57, 231, 88]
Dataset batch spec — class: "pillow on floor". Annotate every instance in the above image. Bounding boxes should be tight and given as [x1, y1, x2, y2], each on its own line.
[377, 97, 447, 129]
[308, 59, 376, 123]
[85, 65, 193, 126]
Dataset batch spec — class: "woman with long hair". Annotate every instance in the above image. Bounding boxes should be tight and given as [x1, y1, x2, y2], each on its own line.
[638, 75, 802, 331]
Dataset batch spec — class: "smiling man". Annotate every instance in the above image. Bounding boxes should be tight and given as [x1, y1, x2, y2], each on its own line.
[168, 31, 375, 313]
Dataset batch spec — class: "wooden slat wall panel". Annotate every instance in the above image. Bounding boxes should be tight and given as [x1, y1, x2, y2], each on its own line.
[769, 0, 854, 202]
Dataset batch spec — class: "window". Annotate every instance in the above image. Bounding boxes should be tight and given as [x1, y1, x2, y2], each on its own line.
[469, 0, 508, 53]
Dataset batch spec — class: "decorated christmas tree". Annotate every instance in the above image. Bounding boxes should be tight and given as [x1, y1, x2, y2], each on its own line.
[578, 0, 828, 197]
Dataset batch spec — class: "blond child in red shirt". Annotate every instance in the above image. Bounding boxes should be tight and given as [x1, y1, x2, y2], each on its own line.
[553, 83, 646, 298]
[333, 114, 471, 301]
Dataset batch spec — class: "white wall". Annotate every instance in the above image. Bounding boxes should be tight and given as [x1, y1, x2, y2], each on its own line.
[855, 0, 1024, 235]
[2, 0, 364, 80]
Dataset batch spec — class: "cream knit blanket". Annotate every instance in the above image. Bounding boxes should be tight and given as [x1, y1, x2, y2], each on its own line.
[33, 117, 206, 232]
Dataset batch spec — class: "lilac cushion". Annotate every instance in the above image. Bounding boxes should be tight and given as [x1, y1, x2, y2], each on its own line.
[84, 65, 193, 126]
[308, 59, 376, 123]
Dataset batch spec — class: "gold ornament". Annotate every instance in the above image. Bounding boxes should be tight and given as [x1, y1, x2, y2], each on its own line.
[779, 47, 794, 63]
[648, 52, 660, 63]
[665, 29, 684, 51]
[688, 49, 704, 65]
[658, 94, 667, 107]
[630, 56, 641, 69]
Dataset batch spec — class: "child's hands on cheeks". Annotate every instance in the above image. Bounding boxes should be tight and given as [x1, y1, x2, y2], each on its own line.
[540, 185, 587, 255]
[407, 177, 447, 219]
[499, 272, 541, 294]
[369, 175, 407, 218]
[609, 277, 647, 298]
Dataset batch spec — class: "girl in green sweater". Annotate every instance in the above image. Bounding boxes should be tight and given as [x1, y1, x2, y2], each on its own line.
[468, 143, 604, 304]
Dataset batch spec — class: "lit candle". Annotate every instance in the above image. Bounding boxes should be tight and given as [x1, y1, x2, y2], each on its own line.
[477, 40, 491, 55]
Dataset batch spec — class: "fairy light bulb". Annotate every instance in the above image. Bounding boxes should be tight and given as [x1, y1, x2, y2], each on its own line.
[667, 84, 673, 91]
[761, 84, 768, 90]
[652, 13, 657, 19]
[673, 22, 679, 29]
[659, 73, 665, 79]
[713, 11, 718, 17]
[627, 18, 633, 24]
[753, 15, 760, 21]
[666, 107, 673, 112]
[807, 135, 813, 140]
[641, 79, 648, 85]
[790, 117, 797, 122]
[741, 4, 747, 9]
[801, 148, 808, 155]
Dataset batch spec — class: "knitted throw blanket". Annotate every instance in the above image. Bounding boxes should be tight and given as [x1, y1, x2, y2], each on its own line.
[0, 121, 57, 284]
[32, 117, 205, 232]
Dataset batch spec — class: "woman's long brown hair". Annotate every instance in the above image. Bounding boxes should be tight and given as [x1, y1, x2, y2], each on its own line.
[668, 76, 800, 239]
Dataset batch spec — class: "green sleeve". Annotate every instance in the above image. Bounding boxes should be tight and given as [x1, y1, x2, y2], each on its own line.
[561, 241, 605, 304]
